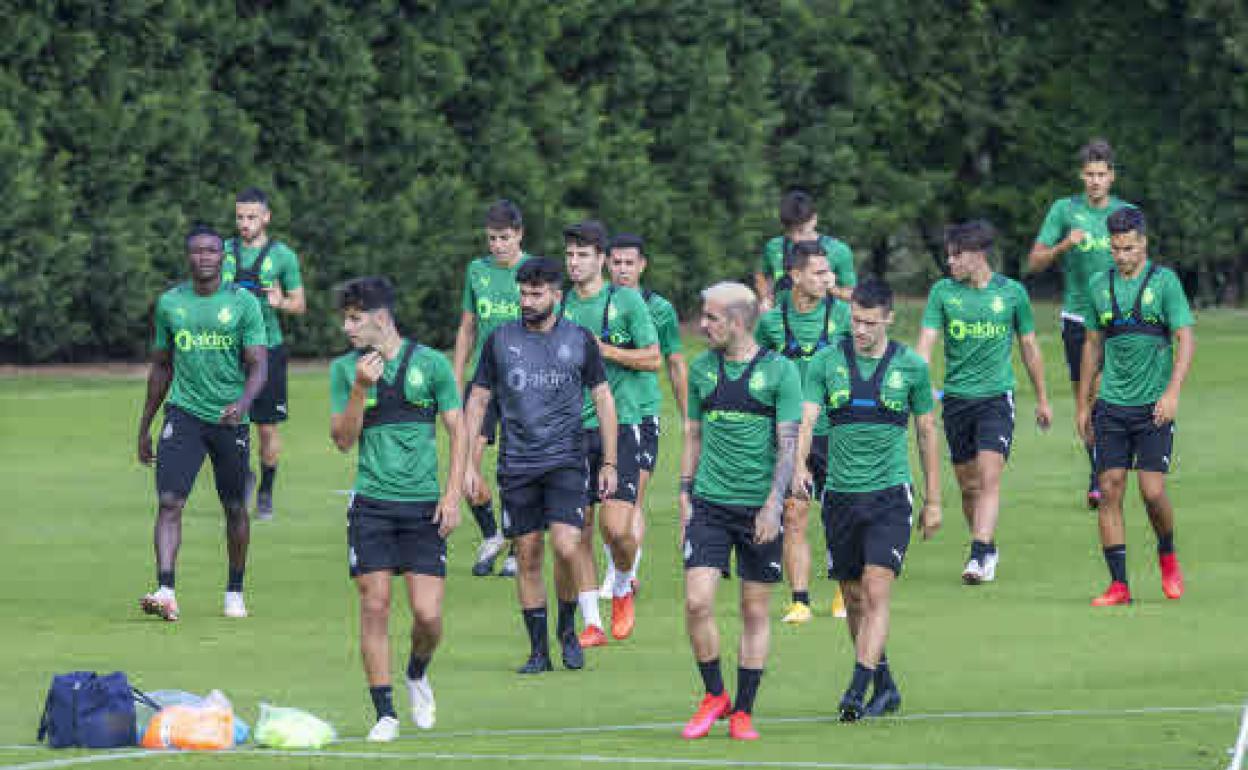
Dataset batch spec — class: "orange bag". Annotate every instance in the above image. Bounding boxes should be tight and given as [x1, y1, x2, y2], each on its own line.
[140, 704, 233, 751]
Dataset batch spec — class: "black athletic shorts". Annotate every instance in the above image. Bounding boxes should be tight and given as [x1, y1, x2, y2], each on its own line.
[787, 434, 829, 501]
[1093, 400, 1175, 473]
[498, 465, 588, 538]
[683, 497, 784, 584]
[585, 425, 642, 504]
[250, 344, 288, 424]
[1061, 318, 1087, 382]
[155, 405, 250, 505]
[823, 484, 914, 580]
[347, 493, 446, 578]
[463, 382, 500, 444]
[638, 415, 660, 473]
[942, 393, 1015, 464]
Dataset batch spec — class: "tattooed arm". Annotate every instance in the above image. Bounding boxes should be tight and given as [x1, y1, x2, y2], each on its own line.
[756, 420, 798, 544]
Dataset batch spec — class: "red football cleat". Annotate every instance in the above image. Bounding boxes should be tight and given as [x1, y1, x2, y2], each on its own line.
[728, 710, 760, 740]
[1159, 553, 1184, 599]
[578, 624, 608, 648]
[681, 693, 731, 739]
[611, 593, 635, 640]
[1091, 581, 1133, 607]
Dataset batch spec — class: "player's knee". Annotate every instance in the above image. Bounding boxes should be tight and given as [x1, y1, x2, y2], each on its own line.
[157, 495, 186, 516]
[412, 607, 442, 636]
[782, 503, 807, 532]
[359, 593, 390, 620]
[1140, 485, 1169, 512]
[684, 593, 714, 621]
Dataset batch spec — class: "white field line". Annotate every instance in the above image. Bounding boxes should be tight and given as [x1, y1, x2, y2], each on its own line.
[0, 751, 152, 770]
[1228, 702, 1248, 770]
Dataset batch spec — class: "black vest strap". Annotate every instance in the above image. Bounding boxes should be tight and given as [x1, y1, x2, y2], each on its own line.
[229, 238, 277, 296]
[827, 338, 908, 427]
[1105, 264, 1169, 340]
[561, 285, 636, 348]
[702, 348, 776, 419]
[362, 341, 436, 429]
[780, 297, 834, 360]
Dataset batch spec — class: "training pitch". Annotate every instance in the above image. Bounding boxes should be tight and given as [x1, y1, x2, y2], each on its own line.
[1, 303, 1246, 770]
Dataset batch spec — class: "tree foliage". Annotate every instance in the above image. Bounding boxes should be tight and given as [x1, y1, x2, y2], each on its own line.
[1, 0, 1243, 361]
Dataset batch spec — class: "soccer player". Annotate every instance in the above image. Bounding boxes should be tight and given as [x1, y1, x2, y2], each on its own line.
[680, 282, 802, 741]
[604, 232, 688, 596]
[223, 188, 305, 520]
[329, 277, 465, 742]
[799, 278, 942, 721]
[1027, 139, 1132, 508]
[754, 240, 852, 624]
[136, 225, 268, 621]
[561, 221, 659, 645]
[451, 200, 533, 577]
[1076, 207, 1194, 606]
[754, 190, 856, 310]
[463, 257, 619, 673]
[916, 221, 1052, 584]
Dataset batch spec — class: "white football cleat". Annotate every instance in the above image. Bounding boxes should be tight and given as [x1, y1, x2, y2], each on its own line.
[367, 715, 400, 742]
[406, 676, 435, 729]
[981, 550, 999, 582]
[223, 592, 248, 618]
[961, 558, 984, 585]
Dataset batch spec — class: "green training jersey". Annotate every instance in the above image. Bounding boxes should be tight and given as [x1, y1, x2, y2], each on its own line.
[638, 289, 682, 419]
[921, 274, 1035, 399]
[461, 253, 531, 368]
[754, 296, 851, 436]
[1035, 194, 1131, 321]
[152, 282, 267, 424]
[1086, 262, 1194, 407]
[330, 341, 461, 502]
[561, 283, 658, 427]
[222, 238, 302, 347]
[688, 349, 803, 507]
[805, 342, 934, 493]
[760, 234, 857, 293]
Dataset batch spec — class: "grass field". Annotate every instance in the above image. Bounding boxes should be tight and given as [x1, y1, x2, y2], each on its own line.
[2, 302, 1246, 770]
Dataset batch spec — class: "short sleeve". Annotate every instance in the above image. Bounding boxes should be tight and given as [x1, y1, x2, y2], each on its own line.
[1035, 199, 1068, 247]
[1161, 270, 1195, 330]
[472, 329, 499, 389]
[826, 238, 857, 288]
[1084, 275, 1107, 331]
[908, 357, 935, 416]
[329, 356, 354, 414]
[920, 283, 946, 330]
[830, 300, 852, 338]
[655, 299, 683, 355]
[461, 262, 477, 314]
[277, 245, 303, 291]
[152, 296, 170, 350]
[754, 310, 781, 350]
[803, 348, 832, 406]
[239, 292, 267, 347]
[773, 358, 804, 423]
[626, 293, 658, 348]
[429, 352, 462, 413]
[686, 356, 707, 421]
[581, 328, 608, 388]
[760, 238, 780, 277]
[1013, 283, 1036, 335]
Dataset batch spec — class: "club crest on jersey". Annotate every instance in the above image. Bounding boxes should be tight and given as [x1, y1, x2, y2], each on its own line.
[749, 371, 767, 391]
[218, 307, 233, 324]
[888, 370, 904, 389]
[557, 344, 572, 362]
[407, 368, 425, 388]
[990, 295, 1005, 314]
[1142, 287, 1156, 305]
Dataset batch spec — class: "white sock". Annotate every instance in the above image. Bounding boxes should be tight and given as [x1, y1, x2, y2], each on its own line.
[155, 586, 175, 599]
[579, 591, 602, 628]
[601, 542, 616, 581]
[631, 546, 643, 573]
[613, 569, 635, 598]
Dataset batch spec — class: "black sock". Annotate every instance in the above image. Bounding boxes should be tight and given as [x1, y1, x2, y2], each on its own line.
[259, 464, 277, 496]
[556, 600, 578, 640]
[1157, 532, 1175, 556]
[792, 590, 810, 605]
[1103, 545, 1128, 584]
[849, 662, 874, 698]
[697, 659, 725, 697]
[875, 653, 896, 691]
[471, 501, 498, 539]
[369, 685, 396, 720]
[406, 653, 431, 682]
[157, 570, 175, 590]
[522, 607, 548, 656]
[226, 568, 245, 593]
[970, 539, 991, 562]
[734, 667, 763, 714]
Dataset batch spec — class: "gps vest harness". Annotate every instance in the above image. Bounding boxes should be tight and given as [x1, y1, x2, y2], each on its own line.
[780, 297, 835, 360]
[826, 338, 908, 427]
[361, 341, 436, 430]
[701, 348, 775, 419]
[1104, 264, 1170, 341]
[227, 238, 278, 297]
[562, 284, 638, 349]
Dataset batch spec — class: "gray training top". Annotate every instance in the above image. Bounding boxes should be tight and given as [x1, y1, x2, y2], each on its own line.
[473, 318, 607, 474]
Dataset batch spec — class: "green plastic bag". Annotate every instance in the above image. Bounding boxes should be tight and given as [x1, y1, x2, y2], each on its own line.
[252, 703, 336, 750]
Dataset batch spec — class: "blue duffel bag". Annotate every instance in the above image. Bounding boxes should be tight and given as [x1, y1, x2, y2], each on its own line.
[37, 671, 154, 749]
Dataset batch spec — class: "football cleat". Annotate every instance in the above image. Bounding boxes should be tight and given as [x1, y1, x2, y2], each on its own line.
[780, 601, 813, 624]
[406, 675, 435, 729]
[961, 558, 984, 585]
[680, 693, 731, 739]
[1091, 580, 1133, 607]
[366, 715, 400, 742]
[516, 652, 553, 674]
[611, 594, 636, 640]
[223, 592, 248, 619]
[140, 590, 179, 622]
[728, 710, 759, 740]
[579, 624, 608, 648]
[1159, 553, 1184, 599]
[472, 534, 506, 577]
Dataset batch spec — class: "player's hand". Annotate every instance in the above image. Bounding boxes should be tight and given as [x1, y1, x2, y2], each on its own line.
[1076, 407, 1093, 445]
[597, 463, 618, 501]
[1066, 229, 1087, 250]
[759, 297, 773, 313]
[264, 286, 285, 309]
[1035, 399, 1053, 431]
[1154, 389, 1180, 426]
[220, 400, 248, 425]
[918, 501, 942, 540]
[137, 431, 155, 466]
[789, 466, 813, 501]
[754, 496, 782, 544]
[433, 494, 461, 539]
[355, 351, 384, 387]
[464, 466, 484, 502]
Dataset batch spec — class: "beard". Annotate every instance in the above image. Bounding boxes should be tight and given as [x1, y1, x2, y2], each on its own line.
[522, 306, 554, 327]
